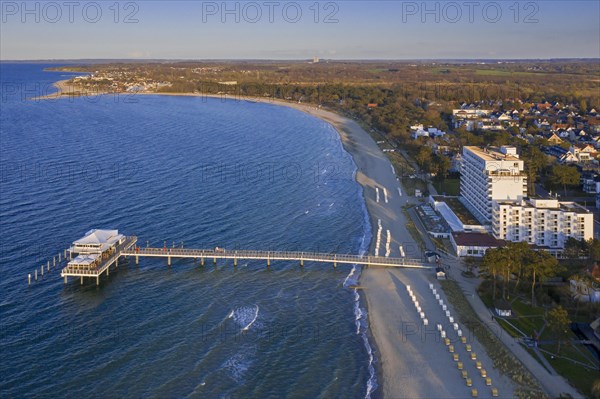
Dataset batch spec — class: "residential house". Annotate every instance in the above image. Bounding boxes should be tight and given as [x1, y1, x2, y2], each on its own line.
[547, 133, 563, 144]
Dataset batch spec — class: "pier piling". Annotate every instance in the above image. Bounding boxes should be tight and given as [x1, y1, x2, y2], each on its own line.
[136, 255, 139, 265]
[47, 261, 50, 271]
[34, 270, 38, 281]
[168, 256, 171, 267]
[200, 257, 204, 266]
[41, 265, 44, 277]
[234, 257, 237, 267]
[28, 274, 31, 285]
[80, 276, 83, 285]
[58, 253, 61, 262]
[213, 256, 216, 265]
[53, 257, 56, 267]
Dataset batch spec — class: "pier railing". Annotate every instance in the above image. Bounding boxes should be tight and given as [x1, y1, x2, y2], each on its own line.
[55, 236, 431, 286]
[121, 247, 431, 268]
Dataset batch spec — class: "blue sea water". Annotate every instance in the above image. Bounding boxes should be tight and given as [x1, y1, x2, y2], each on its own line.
[0, 64, 377, 398]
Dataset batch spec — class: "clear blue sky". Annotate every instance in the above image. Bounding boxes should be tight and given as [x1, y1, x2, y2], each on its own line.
[1, 1, 599, 60]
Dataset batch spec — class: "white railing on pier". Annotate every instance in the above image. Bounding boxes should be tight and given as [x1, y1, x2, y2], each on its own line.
[121, 247, 431, 268]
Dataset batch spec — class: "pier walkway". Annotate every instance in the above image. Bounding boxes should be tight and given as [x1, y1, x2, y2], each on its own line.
[121, 247, 432, 268]
[57, 235, 433, 286]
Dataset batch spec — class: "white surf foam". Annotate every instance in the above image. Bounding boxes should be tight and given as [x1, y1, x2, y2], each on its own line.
[242, 305, 259, 332]
[343, 149, 378, 399]
[230, 305, 261, 332]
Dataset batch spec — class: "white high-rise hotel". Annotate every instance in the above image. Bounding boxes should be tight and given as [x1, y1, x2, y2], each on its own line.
[460, 146, 593, 250]
[460, 146, 527, 223]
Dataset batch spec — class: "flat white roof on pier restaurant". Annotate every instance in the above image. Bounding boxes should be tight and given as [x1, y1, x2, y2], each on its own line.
[70, 229, 124, 254]
[68, 253, 100, 267]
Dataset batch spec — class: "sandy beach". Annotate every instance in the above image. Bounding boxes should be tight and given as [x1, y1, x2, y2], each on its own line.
[42, 85, 518, 398]
[287, 102, 518, 399]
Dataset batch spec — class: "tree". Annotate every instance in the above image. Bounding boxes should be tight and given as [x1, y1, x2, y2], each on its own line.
[525, 250, 560, 305]
[547, 305, 571, 354]
[509, 241, 531, 293]
[564, 237, 582, 259]
[588, 239, 600, 262]
[464, 256, 477, 274]
[522, 145, 549, 196]
[548, 164, 580, 196]
[433, 154, 451, 180]
[579, 98, 588, 114]
[481, 247, 504, 300]
[415, 146, 432, 171]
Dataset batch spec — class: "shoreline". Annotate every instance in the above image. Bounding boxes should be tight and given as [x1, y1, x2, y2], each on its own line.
[40, 81, 389, 395]
[40, 81, 519, 398]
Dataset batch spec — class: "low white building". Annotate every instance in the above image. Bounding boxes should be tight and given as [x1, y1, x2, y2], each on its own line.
[450, 232, 504, 257]
[492, 199, 593, 249]
[428, 196, 488, 233]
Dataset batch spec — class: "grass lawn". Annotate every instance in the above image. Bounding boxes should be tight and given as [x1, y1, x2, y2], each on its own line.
[539, 346, 597, 398]
[433, 177, 460, 196]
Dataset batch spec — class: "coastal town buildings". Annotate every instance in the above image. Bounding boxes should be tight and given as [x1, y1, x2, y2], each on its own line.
[434, 145, 595, 256]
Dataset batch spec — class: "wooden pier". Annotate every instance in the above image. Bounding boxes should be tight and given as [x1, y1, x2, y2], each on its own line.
[57, 233, 432, 286]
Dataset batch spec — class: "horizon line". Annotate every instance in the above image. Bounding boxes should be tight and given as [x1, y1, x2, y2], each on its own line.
[2, 57, 599, 63]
